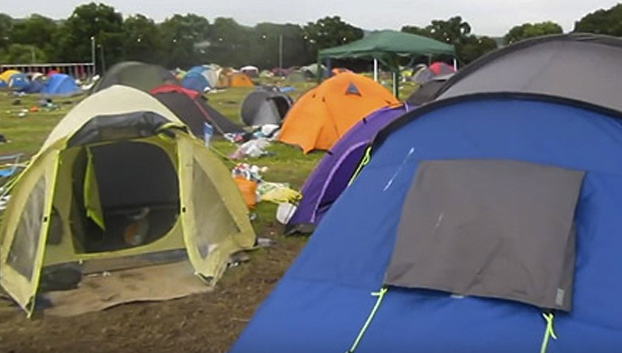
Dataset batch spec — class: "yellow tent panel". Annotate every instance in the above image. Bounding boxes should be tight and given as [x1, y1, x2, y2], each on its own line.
[0, 85, 256, 316]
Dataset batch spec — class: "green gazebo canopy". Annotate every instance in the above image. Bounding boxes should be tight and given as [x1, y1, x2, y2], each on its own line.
[319, 30, 455, 71]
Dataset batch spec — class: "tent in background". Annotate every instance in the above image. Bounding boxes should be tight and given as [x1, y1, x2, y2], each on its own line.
[286, 104, 408, 234]
[412, 62, 456, 85]
[278, 71, 398, 153]
[90, 61, 178, 94]
[240, 66, 259, 77]
[8, 73, 30, 91]
[42, 73, 81, 96]
[231, 33, 622, 353]
[151, 84, 244, 137]
[240, 88, 293, 126]
[217, 72, 254, 88]
[319, 30, 455, 97]
[0, 69, 20, 84]
[0, 85, 255, 317]
[406, 74, 453, 106]
[181, 71, 211, 93]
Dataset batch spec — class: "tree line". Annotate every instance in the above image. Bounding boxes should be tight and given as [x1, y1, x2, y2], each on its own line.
[0, 2, 621, 71]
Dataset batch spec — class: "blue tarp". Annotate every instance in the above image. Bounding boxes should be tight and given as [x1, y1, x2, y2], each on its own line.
[41, 74, 80, 96]
[231, 98, 622, 353]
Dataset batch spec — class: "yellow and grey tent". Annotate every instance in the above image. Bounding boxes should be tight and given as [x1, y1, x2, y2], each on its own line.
[0, 85, 256, 316]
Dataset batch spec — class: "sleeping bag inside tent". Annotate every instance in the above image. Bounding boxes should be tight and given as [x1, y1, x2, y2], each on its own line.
[151, 84, 244, 137]
[0, 85, 256, 316]
[231, 34, 622, 353]
[278, 71, 398, 153]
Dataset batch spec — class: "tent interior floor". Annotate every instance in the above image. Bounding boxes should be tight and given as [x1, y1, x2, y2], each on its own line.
[0, 222, 306, 353]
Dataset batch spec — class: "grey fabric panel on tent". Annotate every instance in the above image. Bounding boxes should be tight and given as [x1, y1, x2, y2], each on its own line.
[67, 111, 172, 147]
[385, 159, 584, 311]
[240, 90, 292, 126]
[406, 80, 446, 106]
[437, 34, 622, 113]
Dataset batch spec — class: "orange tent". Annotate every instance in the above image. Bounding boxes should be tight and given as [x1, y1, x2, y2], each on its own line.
[230, 73, 254, 87]
[278, 72, 398, 153]
[217, 70, 254, 88]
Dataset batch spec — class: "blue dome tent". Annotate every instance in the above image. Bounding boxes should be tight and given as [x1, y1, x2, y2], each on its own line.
[231, 34, 622, 353]
[8, 73, 30, 91]
[41, 73, 80, 96]
[181, 71, 210, 93]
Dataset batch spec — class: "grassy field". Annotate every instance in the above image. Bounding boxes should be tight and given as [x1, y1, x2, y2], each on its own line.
[0, 78, 416, 353]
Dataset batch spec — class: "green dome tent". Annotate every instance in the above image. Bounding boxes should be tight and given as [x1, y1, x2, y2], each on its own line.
[0, 85, 255, 316]
[90, 61, 178, 94]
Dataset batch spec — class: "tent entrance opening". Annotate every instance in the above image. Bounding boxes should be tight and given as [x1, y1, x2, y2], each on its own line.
[69, 141, 180, 253]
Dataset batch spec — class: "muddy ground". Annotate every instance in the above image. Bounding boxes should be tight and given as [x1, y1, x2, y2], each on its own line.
[0, 227, 306, 353]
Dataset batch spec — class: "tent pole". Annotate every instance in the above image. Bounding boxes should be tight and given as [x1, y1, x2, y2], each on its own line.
[453, 58, 457, 70]
[392, 70, 399, 99]
[373, 59, 378, 82]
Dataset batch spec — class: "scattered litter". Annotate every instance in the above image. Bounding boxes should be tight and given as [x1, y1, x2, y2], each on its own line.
[256, 237, 274, 248]
[234, 176, 258, 209]
[276, 203, 297, 224]
[232, 163, 268, 182]
[260, 184, 301, 204]
[229, 138, 272, 159]
[253, 124, 280, 140]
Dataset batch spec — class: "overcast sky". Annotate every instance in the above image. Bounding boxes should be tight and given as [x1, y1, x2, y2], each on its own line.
[4, 0, 620, 36]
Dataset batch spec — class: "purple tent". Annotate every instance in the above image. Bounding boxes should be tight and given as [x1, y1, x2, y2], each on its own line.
[286, 104, 409, 234]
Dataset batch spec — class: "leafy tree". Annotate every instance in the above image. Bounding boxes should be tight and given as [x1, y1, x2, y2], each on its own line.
[574, 4, 622, 36]
[10, 14, 59, 61]
[504, 21, 563, 45]
[402, 17, 490, 64]
[0, 43, 47, 63]
[55, 3, 124, 69]
[159, 14, 211, 68]
[122, 14, 163, 64]
[401, 25, 430, 37]
[402, 17, 471, 45]
[0, 13, 12, 49]
[458, 35, 498, 64]
[207, 17, 252, 66]
[303, 16, 363, 55]
[427, 16, 472, 45]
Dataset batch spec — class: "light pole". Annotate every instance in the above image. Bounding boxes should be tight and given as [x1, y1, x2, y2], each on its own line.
[278, 34, 283, 77]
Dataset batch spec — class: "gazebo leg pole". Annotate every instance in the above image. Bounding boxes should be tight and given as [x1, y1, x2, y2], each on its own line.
[373, 59, 379, 82]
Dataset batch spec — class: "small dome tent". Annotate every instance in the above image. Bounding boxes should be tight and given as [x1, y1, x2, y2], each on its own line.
[7, 73, 30, 91]
[278, 71, 398, 153]
[240, 88, 293, 126]
[232, 34, 622, 353]
[151, 84, 244, 137]
[181, 71, 211, 93]
[90, 62, 178, 94]
[286, 104, 408, 234]
[0, 85, 255, 316]
[41, 73, 81, 96]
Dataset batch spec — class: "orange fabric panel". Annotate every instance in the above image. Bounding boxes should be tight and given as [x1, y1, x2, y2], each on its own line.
[231, 74, 254, 87]
[278, 72, 398, 153]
